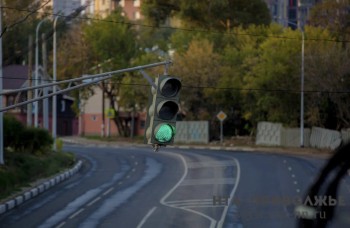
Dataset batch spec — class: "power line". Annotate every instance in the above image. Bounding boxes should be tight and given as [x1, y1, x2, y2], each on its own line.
[0, 0, 51, 38]
[2, 76, 349, 94]
[1, 5, 349, 43]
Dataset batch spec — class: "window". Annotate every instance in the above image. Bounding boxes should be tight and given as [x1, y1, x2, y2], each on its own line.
[133, 0, 140, 7]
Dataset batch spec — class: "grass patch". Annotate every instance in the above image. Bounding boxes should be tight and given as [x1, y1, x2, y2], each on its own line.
[0, 151, 75, 200]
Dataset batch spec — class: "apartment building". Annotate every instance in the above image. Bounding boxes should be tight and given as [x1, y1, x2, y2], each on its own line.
[39, 0, 84, 16]
[264, 0, 323, 29]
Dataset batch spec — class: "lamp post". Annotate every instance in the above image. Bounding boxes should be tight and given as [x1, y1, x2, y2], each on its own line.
[0, 0, 4, 165]
[53, 16, 58, 151]
[35, 19, 48, 127]
[279, 19, 305, 147]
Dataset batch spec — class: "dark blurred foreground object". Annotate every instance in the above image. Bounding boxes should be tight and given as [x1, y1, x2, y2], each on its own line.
[296, 142, 350, 228]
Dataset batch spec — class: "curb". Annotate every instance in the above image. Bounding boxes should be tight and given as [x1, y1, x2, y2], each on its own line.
[0, 160, 83, 216]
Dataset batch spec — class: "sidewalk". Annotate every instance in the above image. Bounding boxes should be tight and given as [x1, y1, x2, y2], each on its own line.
[60, 136, 333, 158]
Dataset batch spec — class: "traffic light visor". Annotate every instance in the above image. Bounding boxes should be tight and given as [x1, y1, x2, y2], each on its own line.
[160, 78, 181, 97]
[154, 123, 176, 143]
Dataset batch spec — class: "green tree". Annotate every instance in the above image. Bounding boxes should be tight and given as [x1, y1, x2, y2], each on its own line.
[141, 0, 271, 30]
[308, 0, 350, 44]
[83, 10, 137, 137]
[2, 0, 41, 65]
[170, 38, 221, 120]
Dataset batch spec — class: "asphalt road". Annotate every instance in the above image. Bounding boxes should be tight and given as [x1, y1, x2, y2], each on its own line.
[1, 144, 350, 228]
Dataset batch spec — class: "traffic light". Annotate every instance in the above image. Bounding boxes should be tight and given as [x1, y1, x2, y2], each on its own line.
[144, 75, 181, 146]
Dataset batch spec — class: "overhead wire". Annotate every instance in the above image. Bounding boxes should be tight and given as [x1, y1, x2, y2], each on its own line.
[1, 5, 348, 43]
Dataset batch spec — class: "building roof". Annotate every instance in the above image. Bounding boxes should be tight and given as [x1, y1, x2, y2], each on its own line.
[3, 65, 29, 90]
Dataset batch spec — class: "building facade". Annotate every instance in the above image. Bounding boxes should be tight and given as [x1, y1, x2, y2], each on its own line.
[2, 65, 78, 136]
[264, 0, 323, 29]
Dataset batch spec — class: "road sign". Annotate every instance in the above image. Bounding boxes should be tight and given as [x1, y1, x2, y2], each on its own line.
[216, 111, 227, 144]
[216, 111, 227, 121]
[105, 108, 115, 118]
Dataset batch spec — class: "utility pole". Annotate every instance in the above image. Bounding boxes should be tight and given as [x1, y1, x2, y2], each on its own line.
[27, 36, 33, 127]
[101, 80, 105, 137]
[42, 33, 49, 130]
[0, 0, 4, 165]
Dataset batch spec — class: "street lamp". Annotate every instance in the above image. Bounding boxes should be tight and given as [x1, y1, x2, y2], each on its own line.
[35, 18, 49, 127]
[53, 16, 58, 151]
[278, 19, 305, 147]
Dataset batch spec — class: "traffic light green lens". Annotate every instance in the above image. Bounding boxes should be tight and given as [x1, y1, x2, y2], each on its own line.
[155, 124, 175, 143]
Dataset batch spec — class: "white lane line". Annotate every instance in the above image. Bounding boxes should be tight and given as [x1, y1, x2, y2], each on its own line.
[132, 168, 136, 172]
[180, 178, 236, 186]
[187, 160, 237, 169]
[136, 206, 157, 228]
[166, 199, 213, 204]
[135, 162, 138, 166]
[87, 196, 101, 207]
[118, 182, 123, 185]
[283, 160, 287, 164]
[291, 174, 296, 178]
[103, 187, 114, 196]
[294, 181, 298, 185]
[55, 222, 66, 228]
[217, 158, 241, 228]
[126, 175, 130, 179]
[160, 153, 218, 228]
[288, 167, 292, 171]
[69, 208, 85, 219]
[296, 189, 300, 193]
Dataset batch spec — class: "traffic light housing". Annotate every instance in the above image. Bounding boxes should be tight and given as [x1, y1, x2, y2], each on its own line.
[144, 75, 181, 146]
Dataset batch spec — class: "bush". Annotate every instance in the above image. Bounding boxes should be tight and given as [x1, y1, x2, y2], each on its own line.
[19, 128, 53, 154]
[0, 152, 75, 199]
[4, 115, 24, 150]
[4, 114, 54, 154]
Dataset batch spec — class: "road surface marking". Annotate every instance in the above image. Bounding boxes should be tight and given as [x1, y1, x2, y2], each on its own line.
[135, 162, 138, 166]
[288, 167, 292, 171]
[291, 174, 296, 178]
[118, 182, 123, 185]
[136, 206, 157, 228]
[180, 178, 236, 186]
[187, 160, 236, 169]
[217, 158, 241, 228]
[55, 222, 66, 228]
[69, 208, 85, 219]
[166, 199, 214, 207]
[296, 189, 300, 193]
[283, 160, 287, 163]
[126, 175, 130, 179]
[294, 181, 298, 185]
[103, 187, 114, 196]
[159, 154, 217, 228]
[87, 197, 101, 207]
[132, 168, 136, 172]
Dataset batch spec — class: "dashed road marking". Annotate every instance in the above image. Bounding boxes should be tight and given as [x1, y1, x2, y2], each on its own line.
[296, 189, 300, 193]
[103, 187, 114, 196]
[126, 175, 130, 179]
[132, 168, 136, 172]
[283, 160, 287, 164]
[118, 182, 123, 185]
[288, 167, 292, 171]
[291, 174, 296, 178]
[135, 162, 138, 166]
[55, 222, 66, 228]
[294, 181, 298, 185]
[87, 196, 101, 207]
[69, 208, 85, 219]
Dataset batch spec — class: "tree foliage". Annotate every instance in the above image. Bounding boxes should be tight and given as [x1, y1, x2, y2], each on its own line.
[141, 0, 271, 30]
